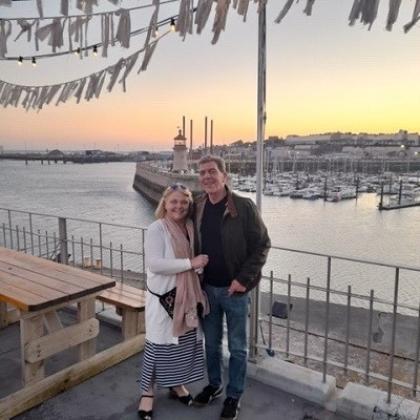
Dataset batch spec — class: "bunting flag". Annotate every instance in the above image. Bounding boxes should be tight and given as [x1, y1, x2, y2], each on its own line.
[0, 34, 165, 111]
[0, 2, 162, 56]
[274, 0, 416, 31]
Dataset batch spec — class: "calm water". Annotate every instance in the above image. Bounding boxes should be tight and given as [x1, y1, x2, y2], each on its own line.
[1, 160, 419, 310]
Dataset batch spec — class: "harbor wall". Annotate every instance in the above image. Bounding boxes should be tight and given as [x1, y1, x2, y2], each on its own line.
[132, 162, 202, 204]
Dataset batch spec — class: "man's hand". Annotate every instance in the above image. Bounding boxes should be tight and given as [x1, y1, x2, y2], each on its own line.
[228, 279, 246, 296]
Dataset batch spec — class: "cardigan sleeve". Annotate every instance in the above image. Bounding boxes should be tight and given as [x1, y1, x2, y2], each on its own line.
[145, 221, 192, 275]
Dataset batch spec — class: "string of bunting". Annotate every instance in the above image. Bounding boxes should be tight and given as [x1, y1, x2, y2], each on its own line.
[2, 0, 420, 32]
[0, 0, 179, 58]
[0, 30, 169, 111]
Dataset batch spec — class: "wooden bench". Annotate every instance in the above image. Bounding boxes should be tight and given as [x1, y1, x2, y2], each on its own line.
[97, 283, 146, 340]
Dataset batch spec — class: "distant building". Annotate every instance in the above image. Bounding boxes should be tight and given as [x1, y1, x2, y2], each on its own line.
[47, 149, 65, 160]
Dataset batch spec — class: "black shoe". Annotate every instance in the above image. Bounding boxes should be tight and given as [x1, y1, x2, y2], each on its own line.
[220, 397, 240, 420]
[193, 384, 223, 406]
[169, 387, 193, 406]
[138, 394, 154, 420]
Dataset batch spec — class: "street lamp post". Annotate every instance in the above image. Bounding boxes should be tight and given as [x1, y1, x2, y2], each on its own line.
[249, 1, 267, 360]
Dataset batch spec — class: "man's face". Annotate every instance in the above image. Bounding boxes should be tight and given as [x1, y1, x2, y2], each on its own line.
[198, 161, 227, 195]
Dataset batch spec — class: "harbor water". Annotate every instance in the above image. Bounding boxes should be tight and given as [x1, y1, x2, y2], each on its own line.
[0, 160, 419, 311]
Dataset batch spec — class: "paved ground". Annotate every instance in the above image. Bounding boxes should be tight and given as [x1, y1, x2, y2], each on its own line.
[1, 311, 340, 420]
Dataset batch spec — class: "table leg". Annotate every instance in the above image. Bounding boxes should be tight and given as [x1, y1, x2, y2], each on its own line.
[20, 315, 45, 385]
[77, 298, 96, 360]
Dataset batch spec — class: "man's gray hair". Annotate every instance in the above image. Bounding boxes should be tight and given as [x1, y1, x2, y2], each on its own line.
[198, 155, 227, 174]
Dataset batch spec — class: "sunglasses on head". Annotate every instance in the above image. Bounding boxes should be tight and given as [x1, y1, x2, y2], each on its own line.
[169, 183, 187, 191]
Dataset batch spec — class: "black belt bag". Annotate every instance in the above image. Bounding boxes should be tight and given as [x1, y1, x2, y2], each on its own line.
[147, 286, 176, 319]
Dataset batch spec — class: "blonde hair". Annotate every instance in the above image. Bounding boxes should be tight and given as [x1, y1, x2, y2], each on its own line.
[155, 184, 193, 219]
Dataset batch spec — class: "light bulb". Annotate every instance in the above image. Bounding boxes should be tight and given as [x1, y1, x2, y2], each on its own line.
[93, 45, 98, 56]
[170, 18, 176, 32]
[18, 56, 23, 66]
[32, 57, 37, 67]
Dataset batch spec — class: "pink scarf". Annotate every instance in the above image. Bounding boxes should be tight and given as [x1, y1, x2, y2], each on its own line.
[163, 217, 209, 337]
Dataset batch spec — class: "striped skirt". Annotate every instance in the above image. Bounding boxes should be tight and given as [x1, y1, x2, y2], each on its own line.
[139, 329, 204, 391]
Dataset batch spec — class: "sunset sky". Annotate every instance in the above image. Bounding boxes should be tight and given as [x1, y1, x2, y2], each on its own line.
[1, 0, 420, 151]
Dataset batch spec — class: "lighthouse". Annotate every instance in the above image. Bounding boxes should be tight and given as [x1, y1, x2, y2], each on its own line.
[172, 129, 188, 173]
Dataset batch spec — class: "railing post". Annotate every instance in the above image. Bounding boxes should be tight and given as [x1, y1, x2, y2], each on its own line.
[412, 302, 420, 397]
[45, 231, 49, 257]
[29, 212, 34, 254]
[286, 274, 292, 358]
[15, 225, 20, 251]
[89, 238, 94, 271]
[249, 284, 260, 361]
[2, 223, 6, 247]
[99, 223, 103, 275]
[58, 217, 68, 265]
[120, 244, 124, 283]
[323, 256, 332, 383]
[110, 241, 113, 278]
[23, 227, 27, 253]
[344, 285, 352, 374]
[387, 267, 400, 403]
[365, 289, 374, 384]
[71, 235, 75, 266]
[268, 271, 274, 355]
[7, 209, 13, 249]
[304, 277, 310, 366]
[141, 228, 146, 277]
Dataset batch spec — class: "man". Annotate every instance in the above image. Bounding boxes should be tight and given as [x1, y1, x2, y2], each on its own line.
[193, 155, 271, 420]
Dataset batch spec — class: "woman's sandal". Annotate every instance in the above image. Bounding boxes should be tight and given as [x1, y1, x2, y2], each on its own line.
[138, 394, 154, 420]
[168, 387, 193, 406]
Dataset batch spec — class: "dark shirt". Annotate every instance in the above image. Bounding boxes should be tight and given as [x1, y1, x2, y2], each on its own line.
[201, 196, 231, 287]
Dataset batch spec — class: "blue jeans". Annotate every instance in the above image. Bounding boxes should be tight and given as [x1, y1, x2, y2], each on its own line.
[202, 285, 248, 400]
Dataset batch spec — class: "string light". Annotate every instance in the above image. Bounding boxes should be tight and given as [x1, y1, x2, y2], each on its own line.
[32, 57, 37, 67]
[74, 47, 81, 56]
[170, 18, 176, 32]
[18, 56, 23, 66]
[93, 45, 98, 56]
[153, 27, 159, 38]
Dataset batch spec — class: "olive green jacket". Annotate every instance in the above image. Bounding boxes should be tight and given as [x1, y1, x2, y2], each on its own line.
[194, 187, 271, 292]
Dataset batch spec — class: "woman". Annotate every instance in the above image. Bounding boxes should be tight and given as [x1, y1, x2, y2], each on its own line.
[138, 184, 209, 420]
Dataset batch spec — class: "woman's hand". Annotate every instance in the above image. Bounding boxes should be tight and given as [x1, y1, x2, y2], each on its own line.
[190, 254, 209, 270]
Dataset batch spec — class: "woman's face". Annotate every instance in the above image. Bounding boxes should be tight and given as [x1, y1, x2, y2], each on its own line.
[164, 191, 190, 223]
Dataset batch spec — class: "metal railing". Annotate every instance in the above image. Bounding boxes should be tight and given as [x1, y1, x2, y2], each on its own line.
[1, 207, 420, 401]
[255, 247, 420, 402]
[0, 207, 147, 285]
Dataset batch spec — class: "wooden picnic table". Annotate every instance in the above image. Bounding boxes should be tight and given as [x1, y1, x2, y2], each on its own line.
[0, 246, 115, 386]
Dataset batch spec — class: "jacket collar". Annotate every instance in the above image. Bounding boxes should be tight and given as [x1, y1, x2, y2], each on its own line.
[196, 185, 238, 219]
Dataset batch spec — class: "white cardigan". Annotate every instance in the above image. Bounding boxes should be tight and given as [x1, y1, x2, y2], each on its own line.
[145, 219, 197, 345]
